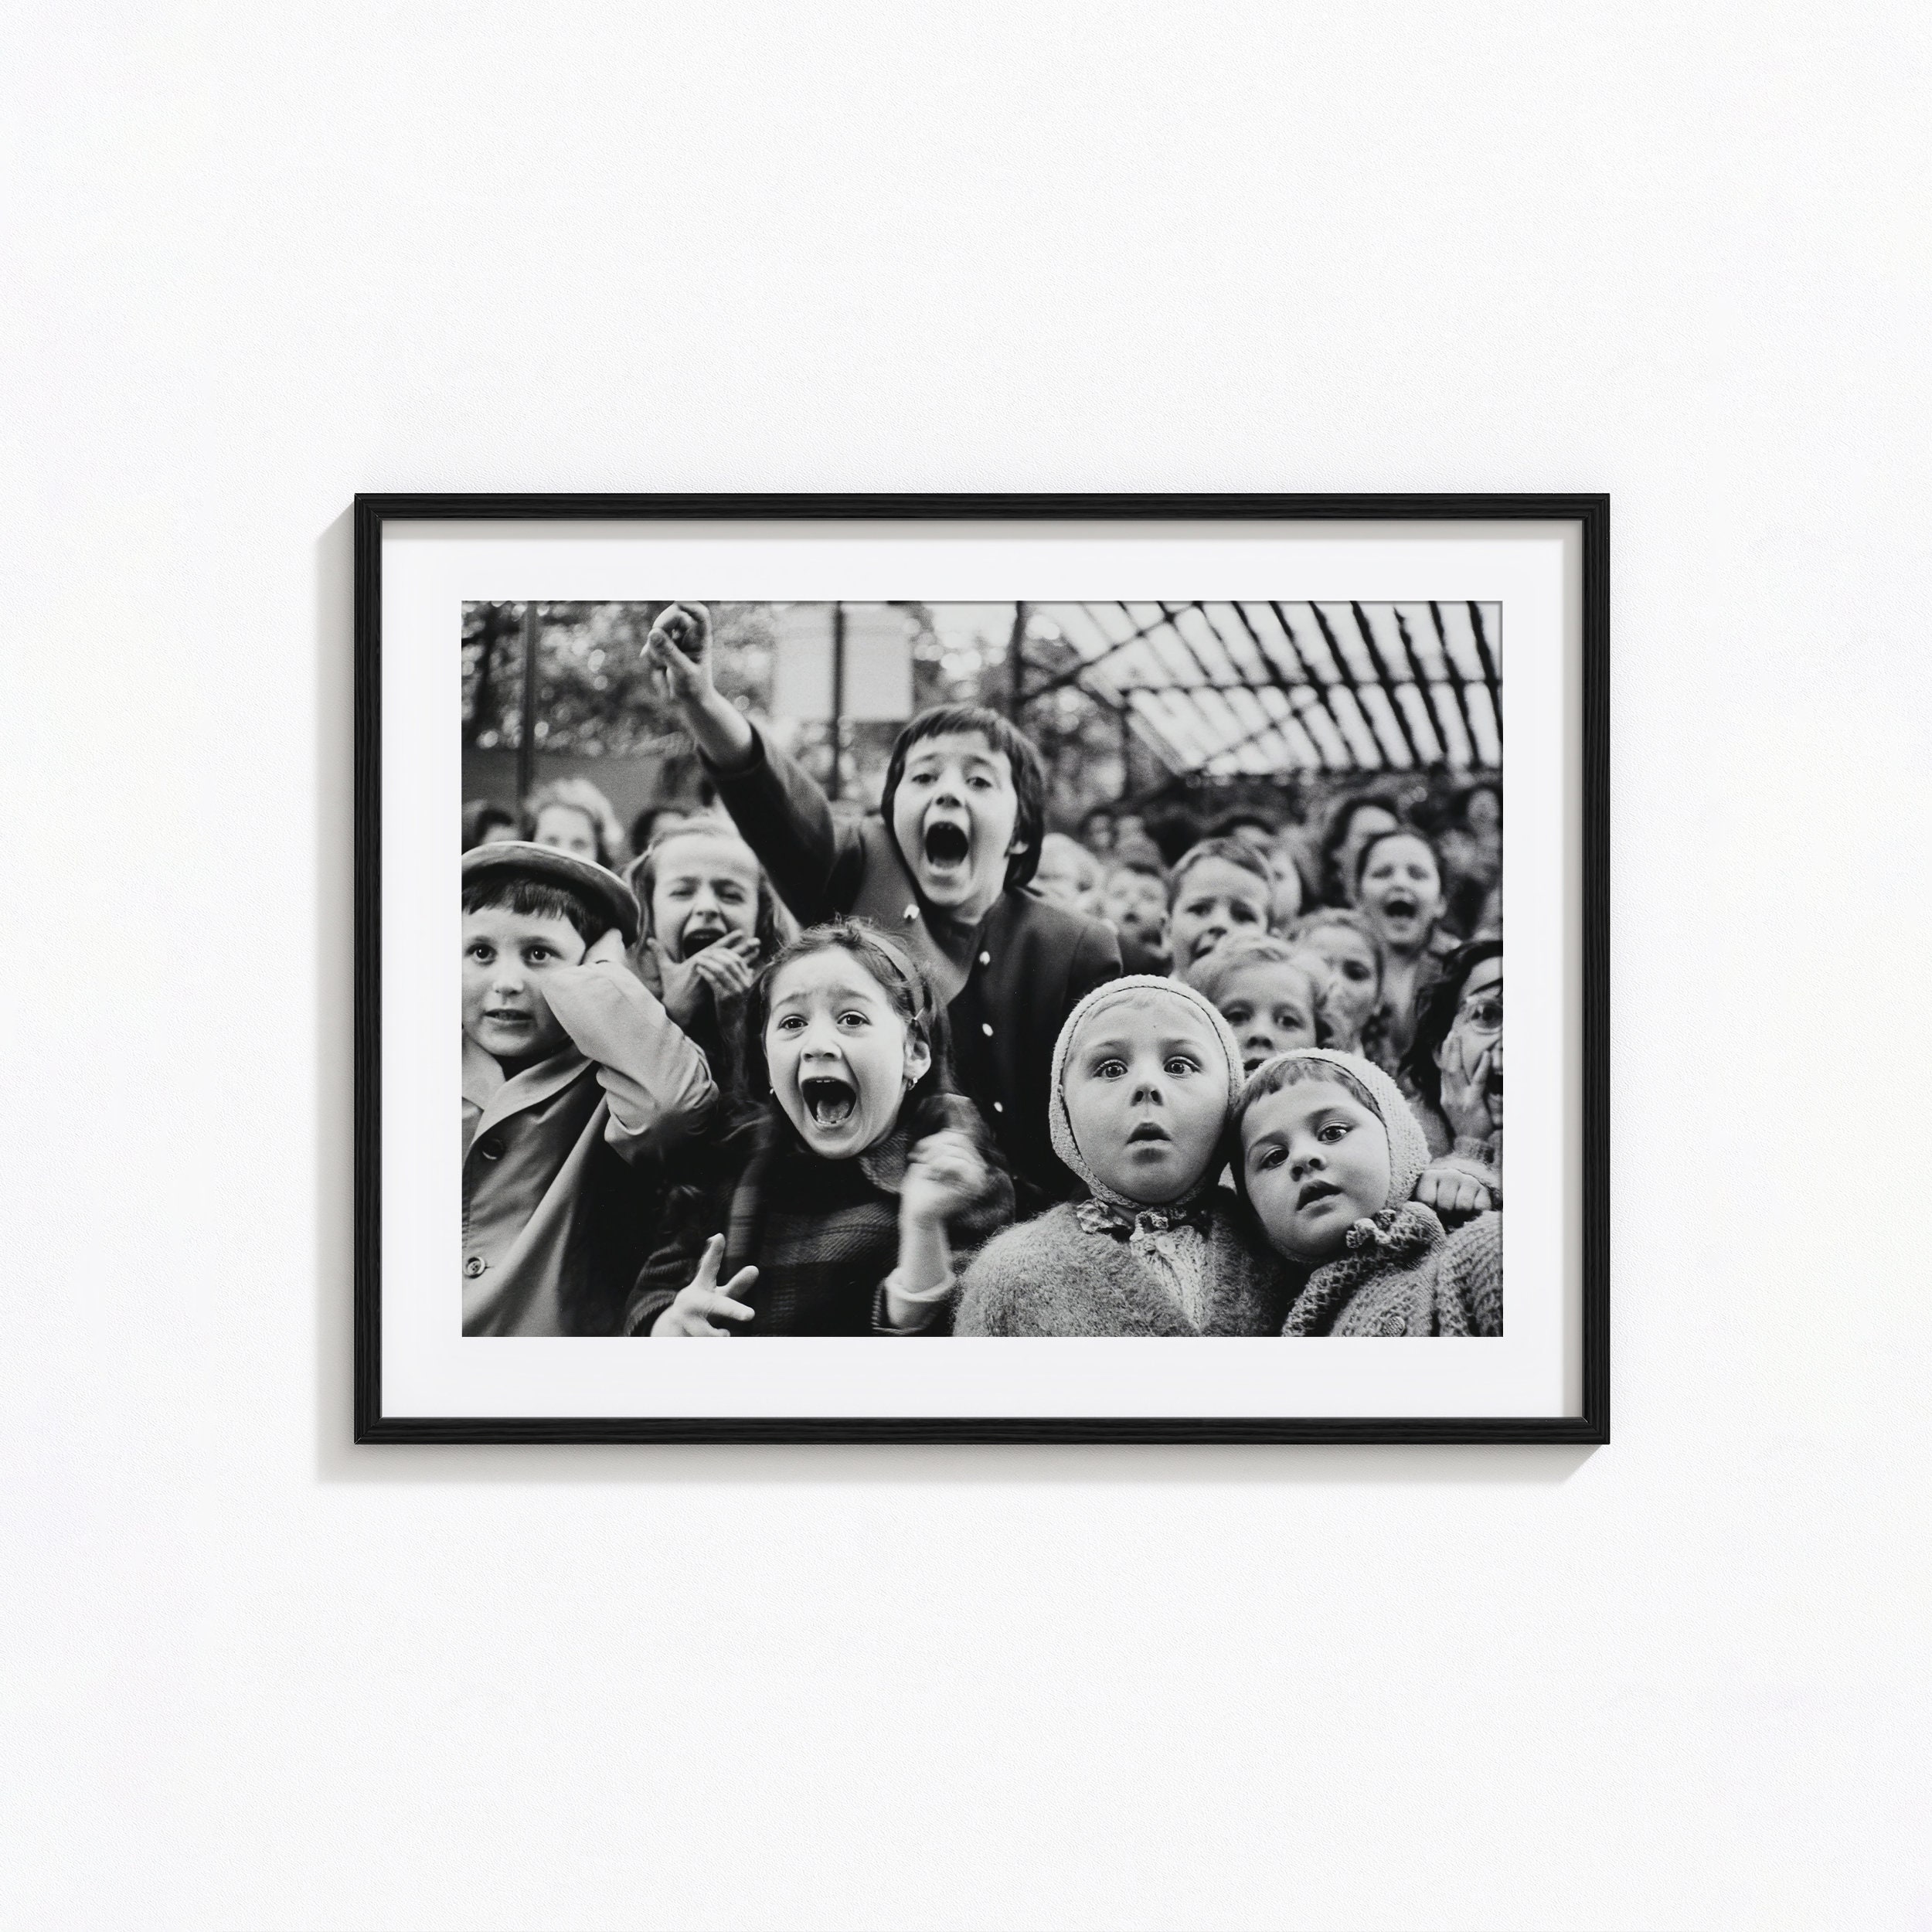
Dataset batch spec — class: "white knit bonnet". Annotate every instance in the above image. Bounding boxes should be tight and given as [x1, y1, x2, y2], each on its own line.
[1049, 975, 1246, 1210]
[1233, 1046, 1431, 1212]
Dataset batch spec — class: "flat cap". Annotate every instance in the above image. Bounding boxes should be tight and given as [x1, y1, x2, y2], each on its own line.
[461, 840, 641, 947]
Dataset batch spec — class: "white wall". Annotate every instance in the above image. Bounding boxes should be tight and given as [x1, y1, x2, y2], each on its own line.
[5, 5, 1930, 1927]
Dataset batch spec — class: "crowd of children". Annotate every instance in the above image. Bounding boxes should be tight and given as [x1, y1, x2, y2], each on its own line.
[459, 600, 1504, 1340]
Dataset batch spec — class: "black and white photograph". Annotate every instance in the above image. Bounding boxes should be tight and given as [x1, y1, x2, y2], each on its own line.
[355, 492, 1597, 1438]
[457, 596, 1507, 1346]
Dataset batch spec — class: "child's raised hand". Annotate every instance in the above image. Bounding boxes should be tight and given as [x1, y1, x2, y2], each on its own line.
[653, 1234, 757, 1336]
[900, 1129, 987, 1229]
[650, 939, 708, 1029]
[645, 600, 716, 709]
[583, 927, 629, 968]
[1437, 1032, 1498, 1144]
[1413, 1162, 1494, 1220]
[689, 930, 761, 1003]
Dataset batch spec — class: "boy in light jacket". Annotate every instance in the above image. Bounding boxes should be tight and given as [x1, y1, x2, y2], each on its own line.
[461, 842, 717, 1335]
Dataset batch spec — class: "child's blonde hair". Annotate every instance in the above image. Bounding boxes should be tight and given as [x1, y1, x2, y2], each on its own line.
[1184, 934, 1346, 1048]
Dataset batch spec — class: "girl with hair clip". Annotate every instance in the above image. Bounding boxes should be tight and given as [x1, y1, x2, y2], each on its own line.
[624, 921, 1013, 1338]
[642, 600, 1121, 1216]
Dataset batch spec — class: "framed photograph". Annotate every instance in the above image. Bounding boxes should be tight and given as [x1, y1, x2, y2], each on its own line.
[355, 494, 1607, 1444]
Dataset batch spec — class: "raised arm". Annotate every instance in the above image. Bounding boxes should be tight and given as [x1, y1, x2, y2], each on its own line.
[541, 938, 717, 1163]
[645, 600, 859, 926]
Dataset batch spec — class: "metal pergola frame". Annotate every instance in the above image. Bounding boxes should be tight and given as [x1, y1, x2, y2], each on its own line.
[1005, 599, 1502, 804]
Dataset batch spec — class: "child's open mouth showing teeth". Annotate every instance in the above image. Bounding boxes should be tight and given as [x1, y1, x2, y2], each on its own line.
[801, 1076, 857, 1128]
[922, 821, 970, 869]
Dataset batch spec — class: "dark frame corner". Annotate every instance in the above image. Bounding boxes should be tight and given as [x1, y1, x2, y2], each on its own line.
[353, 494, 1609, 1447]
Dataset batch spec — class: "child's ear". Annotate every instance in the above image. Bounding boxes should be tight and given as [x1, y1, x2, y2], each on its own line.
[902, 1030, 933, 1090]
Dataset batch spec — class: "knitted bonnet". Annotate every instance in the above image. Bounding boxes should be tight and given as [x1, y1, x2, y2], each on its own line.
[1049, 975, 1246, 1210]
[1233, 1046, 1431, 1211]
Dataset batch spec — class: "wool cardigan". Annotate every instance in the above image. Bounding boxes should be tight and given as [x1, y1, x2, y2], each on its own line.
[1280, 1204, 1503, 1337]
[954, 1192, 1289, 1338]
[705, 720, 1122, 1209]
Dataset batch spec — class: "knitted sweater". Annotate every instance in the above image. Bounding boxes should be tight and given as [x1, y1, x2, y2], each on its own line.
[955, 1192, 1288, 1337]
[1281, 1204, 1502, 1337]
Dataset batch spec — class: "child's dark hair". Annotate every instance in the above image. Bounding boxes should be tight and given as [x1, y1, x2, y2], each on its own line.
[1167, 835, 1274, 911]
[1400, 938, 1502, 1116]
[1317, 789, 1404, 903]
[1186, 934, 1346, 1048]
[1353, 824, 1445, 896]
[879, 704, 1046, 891]
[461, 876, 606, 947]
[737, 918, 968, 1143]
[461, 798, 518, 851]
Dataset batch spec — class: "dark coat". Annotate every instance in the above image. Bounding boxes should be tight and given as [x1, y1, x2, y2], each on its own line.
[707, 722, 1121, 1209]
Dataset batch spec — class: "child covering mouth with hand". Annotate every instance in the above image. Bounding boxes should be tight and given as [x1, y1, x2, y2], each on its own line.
[1235, 1047, 1501, 1337]
[624, 922, 1013, 1337]
[954, 978, 1286, 1337]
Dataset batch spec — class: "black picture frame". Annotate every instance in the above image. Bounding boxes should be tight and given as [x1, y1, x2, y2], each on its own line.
[355, 493, 1609, 1445]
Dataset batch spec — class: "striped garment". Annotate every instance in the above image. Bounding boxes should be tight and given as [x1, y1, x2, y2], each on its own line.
[624, 1095, 1013, 1337]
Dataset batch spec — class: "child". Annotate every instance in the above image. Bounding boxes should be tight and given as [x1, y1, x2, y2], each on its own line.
[461, 843, 718, 1336]
[645, 600, 1120, 1213]
[1165, 835, 1277, 974]
[1234, 1048, 1501, 1337]
[1354, 827, 1458, 1062]
[1033, 831, 1104, 917]
[1286, 908, 1388, 1063]
[624, 817, 791, 1099]
[1315, 791, 1403, 908]
[1400, 940, 1502, 1219]
[1185, 934, 1341, 1075]
[1100, 846, 1172, 975]
[954, 978, 1286, 1336]
[524, 777, 628, 870]
[624, 922, 1013, 1337]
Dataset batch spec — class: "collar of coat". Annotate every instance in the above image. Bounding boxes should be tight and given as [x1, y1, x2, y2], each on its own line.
[463, 1034, 590, 1137]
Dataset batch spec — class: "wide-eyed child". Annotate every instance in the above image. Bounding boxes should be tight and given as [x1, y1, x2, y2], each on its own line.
[1235, 1047, 1500, 1337]
[1185, 932, 1341, 1076]
[954, 978, 1285, 1337]
[461, 842, 718, 1336]
[1287, 908, 1388, 1063]
[1165, 835, 1277, 975]
[624, 921, 1013, 1337]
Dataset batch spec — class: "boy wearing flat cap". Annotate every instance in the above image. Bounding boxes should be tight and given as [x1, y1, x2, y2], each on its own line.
[461, 842, 717, 1335]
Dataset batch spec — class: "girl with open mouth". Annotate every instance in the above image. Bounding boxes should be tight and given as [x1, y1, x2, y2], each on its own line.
[624, 923, 1013, 1338]
[642, 600, 1122, 1214]
[1355, 828, 1454, 1063]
